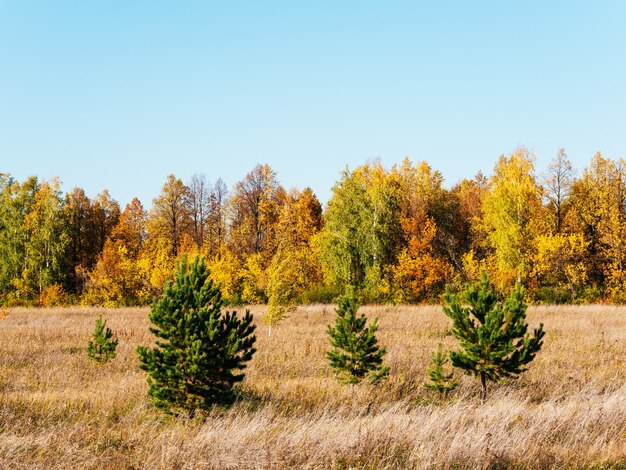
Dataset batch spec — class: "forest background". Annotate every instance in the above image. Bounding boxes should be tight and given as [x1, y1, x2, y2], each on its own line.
[2, 147, 626, 308]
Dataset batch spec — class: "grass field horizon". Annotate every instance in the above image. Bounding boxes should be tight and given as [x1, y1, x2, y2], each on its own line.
[0, 304, 624, 469]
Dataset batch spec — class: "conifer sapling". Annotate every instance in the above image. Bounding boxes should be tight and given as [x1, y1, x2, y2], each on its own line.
[87, 315, 118, 364]
[424, 343, 458, 398]
[443, 273, 544, 403]
[137, 256, 256, 414]
[327, 291, 389, 384]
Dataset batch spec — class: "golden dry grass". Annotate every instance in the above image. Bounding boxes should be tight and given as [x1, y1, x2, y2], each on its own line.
[0, 304, 624, 469]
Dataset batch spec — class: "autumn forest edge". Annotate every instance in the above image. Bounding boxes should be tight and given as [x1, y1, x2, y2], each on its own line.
[2, 147, 624, 308]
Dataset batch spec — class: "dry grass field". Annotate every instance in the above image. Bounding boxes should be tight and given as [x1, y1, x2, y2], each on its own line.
[0, 304, 624, 469]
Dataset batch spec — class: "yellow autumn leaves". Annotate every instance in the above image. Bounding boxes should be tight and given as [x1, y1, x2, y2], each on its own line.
[3, 148, 626, 307]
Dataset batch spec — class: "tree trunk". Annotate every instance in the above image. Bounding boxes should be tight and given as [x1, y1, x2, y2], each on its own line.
[480, 372, 487, 404]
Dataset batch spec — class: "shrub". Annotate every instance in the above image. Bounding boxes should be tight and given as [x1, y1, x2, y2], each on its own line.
[39, 283, 67, 307]
[536, 286, 570, 305]
[299, 283, 340, 304]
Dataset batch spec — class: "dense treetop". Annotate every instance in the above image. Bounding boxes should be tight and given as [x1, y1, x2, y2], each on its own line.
[2, 149, 626, 306]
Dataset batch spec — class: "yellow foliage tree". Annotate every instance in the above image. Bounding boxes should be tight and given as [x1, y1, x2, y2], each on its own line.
[84, 240, 146, 306]
[206, 249, 243, 304]
[391, 158, 456, 301]
[136, 235, 175, 300]
[149, 175, 192, 258]
[567, 153, 626, 302]
[393, 213, 453, 302]
[482, 148, 547, 286]
[239, 252, 267, 304]
[533, 233, 588, 302]
[110, 197, 145, 257]
[459, 249, 489, 283]
[84, 199, 148, 306]
[228, 164, 286, 264]
[265, 188, 323, 334]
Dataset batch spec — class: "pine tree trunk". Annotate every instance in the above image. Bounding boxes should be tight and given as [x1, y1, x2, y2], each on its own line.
[480, 372, 487, 404]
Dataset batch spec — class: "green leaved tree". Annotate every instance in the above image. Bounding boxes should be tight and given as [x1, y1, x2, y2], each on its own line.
[443, 273, 544, 403]
[137, 256, 257, 414]
[87, 315, 118, 364]
[326, 291, 389, 384]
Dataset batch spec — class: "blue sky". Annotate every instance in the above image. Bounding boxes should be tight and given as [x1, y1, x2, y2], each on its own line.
[2, 1, 626, 207]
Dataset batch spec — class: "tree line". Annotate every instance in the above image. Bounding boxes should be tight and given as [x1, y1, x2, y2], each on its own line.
[2, 147, 626, 306]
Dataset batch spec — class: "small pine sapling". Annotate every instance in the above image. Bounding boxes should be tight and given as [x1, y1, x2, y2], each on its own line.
[424, 343, 458, 399]
[87, 316, 118, 364]
[327, 291, 389, 384]
[443, 273, 545, 403]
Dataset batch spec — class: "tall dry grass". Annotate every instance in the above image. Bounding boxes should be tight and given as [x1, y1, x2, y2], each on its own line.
[0, 304, 624, 469]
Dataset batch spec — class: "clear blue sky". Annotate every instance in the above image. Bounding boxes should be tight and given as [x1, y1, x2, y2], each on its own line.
[2, 1, 626, 208]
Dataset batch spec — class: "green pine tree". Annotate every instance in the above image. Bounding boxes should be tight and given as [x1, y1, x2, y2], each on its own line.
[87, 315, 118, 364]
[326, 291, 389, 384]
[136, 256, 257, 414]
[424, 343, 458, 399]
[443, 273, 545, 403]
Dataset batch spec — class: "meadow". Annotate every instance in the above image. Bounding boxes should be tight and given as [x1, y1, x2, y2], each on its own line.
[0, 304, 624, 469]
